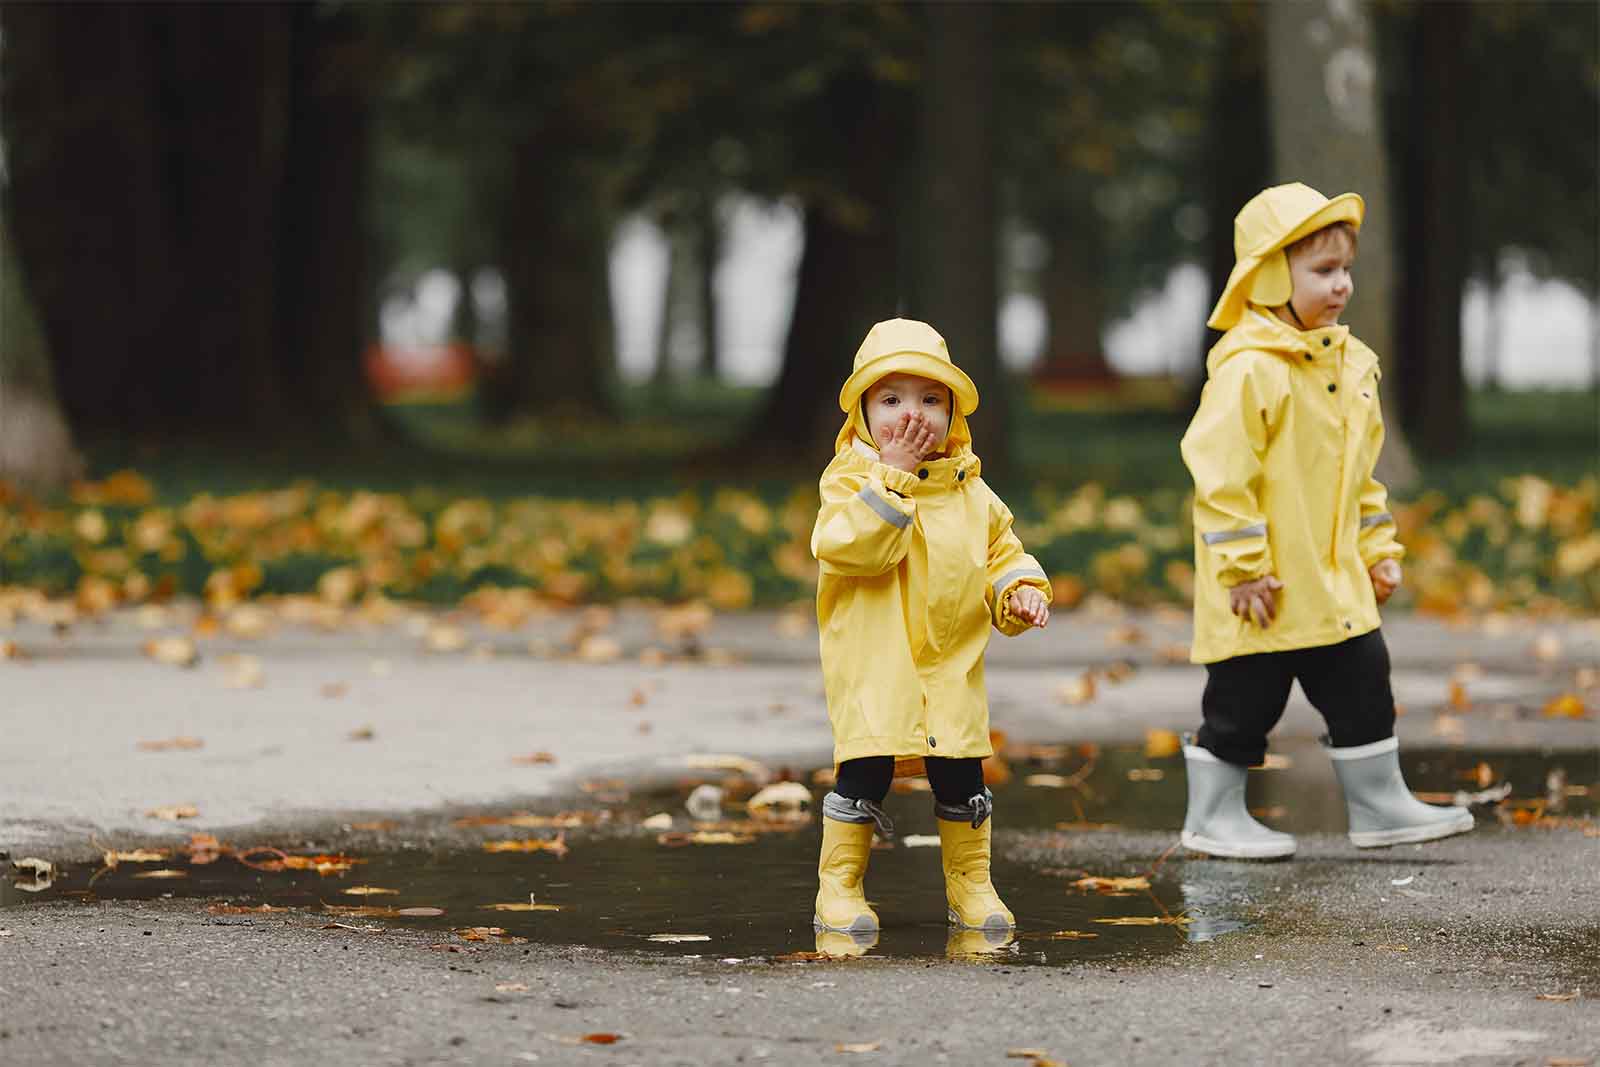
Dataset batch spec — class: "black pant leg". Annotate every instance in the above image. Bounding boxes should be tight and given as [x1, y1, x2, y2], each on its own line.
[1293, 629, 1396, 747]
[1198, 650, 1297, 766]
[834, 756, 895, 804]
[924, 757, 986, 807]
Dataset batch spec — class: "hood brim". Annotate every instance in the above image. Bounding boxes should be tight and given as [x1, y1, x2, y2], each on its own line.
[1206, 192, 1365, 332]
[837, 351, 979, 417]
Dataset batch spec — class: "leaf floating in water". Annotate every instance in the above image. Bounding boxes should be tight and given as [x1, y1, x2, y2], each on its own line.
[1072, 875, 1151, 894]
[131, 869, 188, 880]
[484, 902, 562, 912]
[646, 933, 711, 943]
[397, 907, 445, 917]
[655, 831, 756, 847]
[1094, 915, 1193, 926]
[340, 885, 400, 897]
[102, 848, 169, 866]
[482, 835, 569, 857]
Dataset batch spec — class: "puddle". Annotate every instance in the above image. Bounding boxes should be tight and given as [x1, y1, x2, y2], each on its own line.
[5, 742, 1592, 966]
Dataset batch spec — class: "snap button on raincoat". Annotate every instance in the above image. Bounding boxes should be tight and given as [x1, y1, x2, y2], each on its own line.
[812, 319, 1050, 764]
[1181, 309, 1404, 664]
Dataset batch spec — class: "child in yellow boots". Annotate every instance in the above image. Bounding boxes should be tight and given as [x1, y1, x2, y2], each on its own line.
[810, 318, 1051, 948]
[1179, 183, 1473, 858]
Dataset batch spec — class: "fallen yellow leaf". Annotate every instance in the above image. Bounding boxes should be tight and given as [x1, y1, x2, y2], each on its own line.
[146, 804, 200, 821]
[1542, 693, 1590, 719]
[131, 869, 188, 879]
[484, 902, 563, 912]
[1143, 728, 1181, 759]
[510, 751, 557, 766]
[1535, 990, 1580, 1002]
[646, 933, 711, 943]
[835, 1043, 882, 1054]
[340, 885, 400, 897]
[136, 737, 204, 752]
[1094, 915, 1193, 926]
[143, 637, 199, 668]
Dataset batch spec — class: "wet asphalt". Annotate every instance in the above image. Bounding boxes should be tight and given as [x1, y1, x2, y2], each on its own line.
[1, 606, 1596, 1064]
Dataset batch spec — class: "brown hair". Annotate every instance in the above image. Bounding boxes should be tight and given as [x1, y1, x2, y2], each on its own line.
[1286, 221, 1358, 259]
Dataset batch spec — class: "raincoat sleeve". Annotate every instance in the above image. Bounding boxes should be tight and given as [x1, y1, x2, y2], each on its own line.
[1180, 356, 1283, 588]
[810, 461, 922, 577]
[1356, 396, 1405, 568]
[982, 485, 1052, 636]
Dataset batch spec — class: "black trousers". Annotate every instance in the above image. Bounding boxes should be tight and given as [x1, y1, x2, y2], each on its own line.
[1198, 629, 1396, 767]
[834, 756, 985, 808]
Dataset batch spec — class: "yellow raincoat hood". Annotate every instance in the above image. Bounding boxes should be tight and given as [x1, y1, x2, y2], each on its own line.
[1208, 183, 1364, 331]
[834, 318, 977, 456]
[1182, 309, 1403, 663]
[811, 319, 1050, 764]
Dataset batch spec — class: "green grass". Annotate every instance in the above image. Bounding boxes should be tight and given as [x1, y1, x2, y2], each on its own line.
[68, 382, 1594, 506]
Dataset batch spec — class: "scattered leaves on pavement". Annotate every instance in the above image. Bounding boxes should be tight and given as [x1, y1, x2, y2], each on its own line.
[146, 804, 200, 821]
[136, 736, 204, 752]
[482, 835, 569, 856]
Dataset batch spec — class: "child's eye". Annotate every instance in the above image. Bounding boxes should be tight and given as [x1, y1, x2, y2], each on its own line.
[923, 395, 942, 404]
[882, 396, 898, 406]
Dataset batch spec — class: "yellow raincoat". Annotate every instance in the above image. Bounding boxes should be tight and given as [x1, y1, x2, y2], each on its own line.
[812, 319, 1051, 764]
[1182, 308, 1404, 663]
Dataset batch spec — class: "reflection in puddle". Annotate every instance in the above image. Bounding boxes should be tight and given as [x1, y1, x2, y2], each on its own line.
[5, 742, 1591, 966]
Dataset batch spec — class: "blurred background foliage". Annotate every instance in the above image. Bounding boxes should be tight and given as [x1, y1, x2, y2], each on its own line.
[0, 0, 1595, 613]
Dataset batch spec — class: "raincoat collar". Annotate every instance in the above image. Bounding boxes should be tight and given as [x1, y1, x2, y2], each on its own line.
[842, 436, 981, 492]
[1206, 306, 1368, 376]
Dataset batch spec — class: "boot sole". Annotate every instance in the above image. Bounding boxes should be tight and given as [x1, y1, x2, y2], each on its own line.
[1349, 811, 1474, 848]
[1180, 830, 1296, 859]
[946, 908, 1014, 932]
[813, 914, 879, 934]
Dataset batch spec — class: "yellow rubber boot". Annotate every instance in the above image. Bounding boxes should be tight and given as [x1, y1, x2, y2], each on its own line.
[938, 815, 1014, 931]
[813, 817, 879, 933]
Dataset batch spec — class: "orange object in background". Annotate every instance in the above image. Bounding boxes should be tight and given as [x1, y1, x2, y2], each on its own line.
[363, 342, 478, 401]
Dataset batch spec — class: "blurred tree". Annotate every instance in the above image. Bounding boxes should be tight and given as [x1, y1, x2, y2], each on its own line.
[1265, 0, 1417, 488]
[1, 2, 379, 445]
[368, 3, 633, 422]
[0, 220, 82, 490]
[916, 1, 1005, 473]
[1388, 0, 1467, 456]
[1001, 2, 1217, 387]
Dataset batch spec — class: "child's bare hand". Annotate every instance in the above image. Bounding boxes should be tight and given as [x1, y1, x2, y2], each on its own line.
[1007, 586, 1049, 628]
[878, 411, 940, 472]
[1369, 559, 1402, 604]
[1229, 575, 1283, 627]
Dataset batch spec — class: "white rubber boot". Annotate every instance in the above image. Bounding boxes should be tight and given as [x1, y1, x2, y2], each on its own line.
[1326, 736, 1474, 847]
[1180, 742, 1296, 859]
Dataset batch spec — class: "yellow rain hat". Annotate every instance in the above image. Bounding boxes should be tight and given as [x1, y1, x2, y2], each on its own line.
[1206, 183, 1365, 331]
[837, 318, 979, 416]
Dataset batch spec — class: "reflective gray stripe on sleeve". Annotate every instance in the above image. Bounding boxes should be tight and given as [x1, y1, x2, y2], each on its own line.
[992, 566, 1047, 604]
[1359, 512, 1394, 529]
[856, 485, 912, 529]
[1201, 523, 1267, 546]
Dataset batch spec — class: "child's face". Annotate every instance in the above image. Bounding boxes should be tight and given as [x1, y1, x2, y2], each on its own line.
[1285, 229, 1356, 328]
[864, 373, 952, 449]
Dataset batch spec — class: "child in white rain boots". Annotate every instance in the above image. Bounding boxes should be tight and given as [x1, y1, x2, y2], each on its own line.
[1178, 183, 1474, 859]
[810, 318, 1051, 949]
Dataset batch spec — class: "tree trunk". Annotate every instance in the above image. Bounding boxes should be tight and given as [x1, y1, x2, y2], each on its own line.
[1186, 4, 1271, 414]
[693, 193, 721, 382]
[918, 1, 1006, 478]
[0, 222, 83, 491]
[724, 76, 907, 466]
[490, 129, 613, 422]
[1264, 0, 1417, 489]
[274, 3, 382, 442]
[1396, 2, 1467, 455]
[1, 3, 179, 440]
[1039, 216, 1112, 381]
